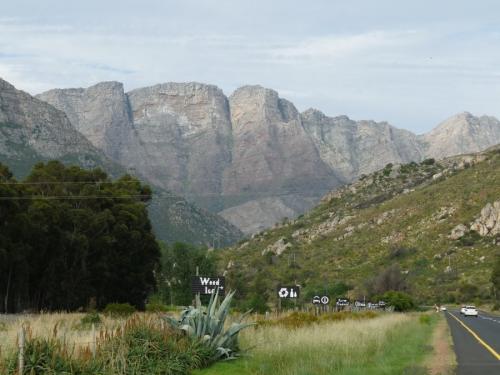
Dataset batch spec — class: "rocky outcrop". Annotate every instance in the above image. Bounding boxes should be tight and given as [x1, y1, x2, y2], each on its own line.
[448, 201, 500, 242]
[449, 224, 468, 240]
[262, 237, 292, 256]
[421, 112, 500, 159]
[470, 201, 500, 237]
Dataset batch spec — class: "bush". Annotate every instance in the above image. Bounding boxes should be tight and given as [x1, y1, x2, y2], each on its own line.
[243, 294, 269, 314]
[419, 315, 431, 325]
[166, 291, 253, 361]
[145, 302, 173, 313]
[381, 291, 415, 312]
[80, 311, 102, 326]
[457, 230, 481, 246]
[103, 302, 136, 317]
[422, 158, 435, 165]
[458, 283, 479, 302]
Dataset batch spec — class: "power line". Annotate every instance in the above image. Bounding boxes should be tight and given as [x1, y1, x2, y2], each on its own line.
[0, 195, 150, 200]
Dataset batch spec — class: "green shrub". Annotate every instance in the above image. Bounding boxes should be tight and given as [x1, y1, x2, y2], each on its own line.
[419, 315, 431, 325]
[457, 230, 481, 246]
[381, 291, 415, 311]
[80, 311, 102, 326]
[145, 302, 172, 313]
[422, 158, 435, 165]
[242, 293, 269, 314]
[103, 302, 136, 317]
[0, 321, 7, 331]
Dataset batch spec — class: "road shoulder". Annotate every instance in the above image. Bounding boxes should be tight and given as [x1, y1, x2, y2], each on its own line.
[426, 314, 457, 375]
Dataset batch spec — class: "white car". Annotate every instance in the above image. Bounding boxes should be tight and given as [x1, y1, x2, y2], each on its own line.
[463, 306, 478, 317]
[440, 306, 447, 311]
[460, 305, 467, 315]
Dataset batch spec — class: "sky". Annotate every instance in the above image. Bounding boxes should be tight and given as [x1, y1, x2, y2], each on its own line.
[1, 0, 499, 133]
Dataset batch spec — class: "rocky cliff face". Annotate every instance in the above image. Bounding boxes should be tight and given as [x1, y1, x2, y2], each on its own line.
[220, 86, 339, 233]
[301, 109, 424, 183]
[36, 82, 139, 163]
[421, 112, 500, 159]
[1, 78, 242, 246]
[0, 78, 114, 175]
[36, 81, 500, 235]
[127, 82, 233, 211]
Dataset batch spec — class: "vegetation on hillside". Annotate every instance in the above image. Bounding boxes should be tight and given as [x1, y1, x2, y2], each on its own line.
[0, 161, 160, 313]
[220, 148, 500, 308]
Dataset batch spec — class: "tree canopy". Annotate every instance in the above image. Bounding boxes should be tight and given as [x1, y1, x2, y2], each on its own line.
[0, 161, 160, 313]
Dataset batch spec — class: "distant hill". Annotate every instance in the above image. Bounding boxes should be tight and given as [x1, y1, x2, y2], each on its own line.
[0, 78, 242, 246]
[219, 146, 500, 303]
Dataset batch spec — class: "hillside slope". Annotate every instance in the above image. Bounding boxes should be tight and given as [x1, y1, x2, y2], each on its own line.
[220, 147, 500, 303]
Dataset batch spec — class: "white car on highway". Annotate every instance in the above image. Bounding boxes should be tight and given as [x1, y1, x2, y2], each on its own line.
[463, 306, 478, 317]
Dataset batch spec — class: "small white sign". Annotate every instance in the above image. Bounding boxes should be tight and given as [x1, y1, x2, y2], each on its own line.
[277, 286, 300, 299]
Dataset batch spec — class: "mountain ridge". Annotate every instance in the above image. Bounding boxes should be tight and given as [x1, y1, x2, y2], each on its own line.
[35, 80, 500, 234]
[0, 77, 243, 246]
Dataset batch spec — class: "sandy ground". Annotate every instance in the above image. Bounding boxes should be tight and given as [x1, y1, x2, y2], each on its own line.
[427, 314, 457, 375]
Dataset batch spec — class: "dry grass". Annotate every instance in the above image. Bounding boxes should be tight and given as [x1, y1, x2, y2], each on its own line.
[0, 312, 166, 361]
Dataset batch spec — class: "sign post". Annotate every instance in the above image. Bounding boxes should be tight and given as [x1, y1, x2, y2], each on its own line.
[191, 275, 225, 298]
[277, 286, 300, 314]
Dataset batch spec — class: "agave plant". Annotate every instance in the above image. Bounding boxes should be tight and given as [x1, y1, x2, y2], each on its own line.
[165, 290, 254, 360]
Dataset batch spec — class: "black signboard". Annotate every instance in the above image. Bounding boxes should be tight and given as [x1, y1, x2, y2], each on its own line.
[191, 276, 225, 295]
[277, 286, 300, 299]
[312, 295, 330, 305]
[336, 297, 350, 306]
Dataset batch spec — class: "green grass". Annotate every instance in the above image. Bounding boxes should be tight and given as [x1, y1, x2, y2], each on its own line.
[195, 313, 437, 375]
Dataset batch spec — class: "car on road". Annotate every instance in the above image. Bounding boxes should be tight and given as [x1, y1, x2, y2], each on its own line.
[460, 305, 467, 314]
[440, 306, 447, 311]
[463, 306, 478, 317]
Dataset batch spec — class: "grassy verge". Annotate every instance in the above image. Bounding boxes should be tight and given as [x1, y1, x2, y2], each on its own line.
[195, 313, 438, 375]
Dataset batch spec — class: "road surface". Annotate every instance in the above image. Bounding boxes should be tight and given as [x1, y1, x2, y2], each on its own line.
[445, 309, 500, 375]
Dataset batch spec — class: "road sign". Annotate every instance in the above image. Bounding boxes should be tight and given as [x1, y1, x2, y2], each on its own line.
[336, 297, 350, 306]
[191, 276, 225, 295]
[312, 295, 330, 305]
[277, 286, 300, 299]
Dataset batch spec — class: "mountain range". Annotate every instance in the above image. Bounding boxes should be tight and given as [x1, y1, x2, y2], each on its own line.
[0, 78, 242, 246]
[35, 81, 500, 234]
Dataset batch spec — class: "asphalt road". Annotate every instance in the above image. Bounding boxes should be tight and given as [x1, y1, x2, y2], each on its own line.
[445, 309, 500, 375]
